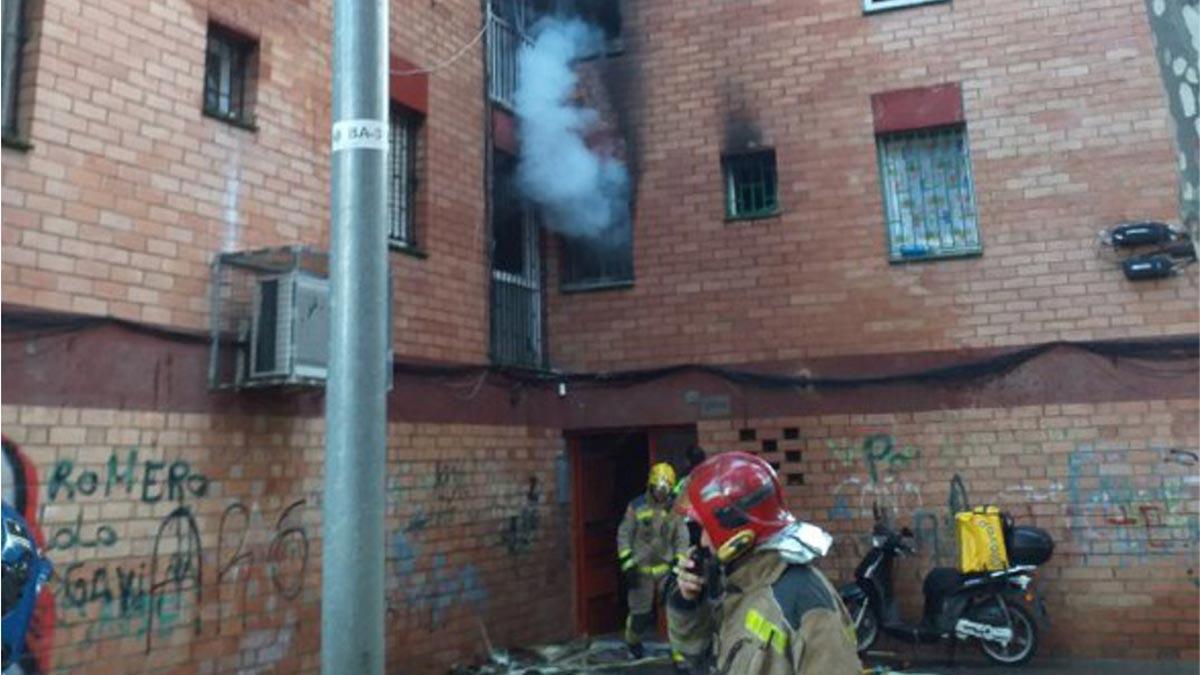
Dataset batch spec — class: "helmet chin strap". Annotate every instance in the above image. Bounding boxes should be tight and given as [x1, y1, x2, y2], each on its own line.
[716, 530, 756, 563]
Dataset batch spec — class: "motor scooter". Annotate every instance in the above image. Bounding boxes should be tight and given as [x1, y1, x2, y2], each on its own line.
[839, 522, 1053, 666]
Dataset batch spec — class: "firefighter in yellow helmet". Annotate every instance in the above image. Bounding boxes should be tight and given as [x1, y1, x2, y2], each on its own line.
[617, 462, 689, 666]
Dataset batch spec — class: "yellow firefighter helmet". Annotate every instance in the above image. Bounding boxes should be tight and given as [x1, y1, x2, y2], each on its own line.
[648, 462, 677, 492]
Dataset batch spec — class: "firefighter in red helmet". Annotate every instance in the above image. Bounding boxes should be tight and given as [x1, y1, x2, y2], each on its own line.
[668, 452, 861, 675]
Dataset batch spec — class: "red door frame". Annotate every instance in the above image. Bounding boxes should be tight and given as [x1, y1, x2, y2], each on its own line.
[568, 425, 696, 635]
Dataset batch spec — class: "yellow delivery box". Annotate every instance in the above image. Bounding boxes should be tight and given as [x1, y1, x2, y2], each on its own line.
[956, 506, 1009, 573]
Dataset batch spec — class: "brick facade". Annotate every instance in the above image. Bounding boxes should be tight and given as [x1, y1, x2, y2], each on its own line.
[547, 0, 1198, 371]
[1, 407, 569, 675]
[699, 398, 1199, 660]
[2, 0, 1197, 671]
[1, 0, 490, 363]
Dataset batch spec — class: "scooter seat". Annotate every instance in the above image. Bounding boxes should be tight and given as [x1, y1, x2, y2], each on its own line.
[922, 567, 964, 602]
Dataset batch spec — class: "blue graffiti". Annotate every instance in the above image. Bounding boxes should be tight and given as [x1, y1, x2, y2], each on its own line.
[388, 530, 487, 631]
[1066, 446, 1200, 562]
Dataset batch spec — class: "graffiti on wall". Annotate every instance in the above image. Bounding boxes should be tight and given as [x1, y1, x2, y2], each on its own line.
[827, 434, 925, 525]
[500, 476, 543, 557]
[387, 528, 489, 632]
[216, 499, 310, 633]
[822, 433, 1200, 574]
[40, 449, 310, 655]
[1065, 445, 1199, 561]
[383, 461, 556, 632]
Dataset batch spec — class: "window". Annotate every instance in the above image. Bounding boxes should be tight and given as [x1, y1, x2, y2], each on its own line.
[388, 106, 419, 247]
[560, 223, 633, 290]
[723, 150, 778, 220]
[576, 0, 621, 45]
[203, 23, 256, 126]
[491, 152, 543, 367]
[863, 0, 949, 13]
[2, 0, 27, 140]
[876, 125, 980, 261]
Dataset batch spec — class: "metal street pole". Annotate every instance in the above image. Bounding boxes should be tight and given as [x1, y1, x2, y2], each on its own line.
[324, 0, 389, 672]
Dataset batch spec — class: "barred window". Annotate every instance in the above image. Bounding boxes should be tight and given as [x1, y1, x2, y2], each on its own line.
[723, 150, 778, 220]
[388, 107, 419, 247]
[877, 125, 980, 261]
[2, 0, 27, 139]
[203, 23, 256, 126]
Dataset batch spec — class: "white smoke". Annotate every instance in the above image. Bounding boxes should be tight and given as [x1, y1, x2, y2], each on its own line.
[514, 18, 630, 242]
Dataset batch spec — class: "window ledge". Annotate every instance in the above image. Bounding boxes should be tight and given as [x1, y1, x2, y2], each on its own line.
[560, 279, 634, 294]
[888, 248, 982, 264]
[2, 133, 32, 151]
[203, 108, 258, 132]
[725, 209, 782, 223]
[389, 241, 427, 259]
[863, 0, 950, 15]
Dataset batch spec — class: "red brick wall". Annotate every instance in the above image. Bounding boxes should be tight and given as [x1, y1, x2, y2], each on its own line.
[699, 397, 1200, 660]
[546, 0, 1198, 371]
[1, 0, 490, 364]
[0, 407, 571, 674]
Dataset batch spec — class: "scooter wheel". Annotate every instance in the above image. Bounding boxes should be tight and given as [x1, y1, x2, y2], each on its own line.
[978, 602, 1038, 666]
[843, 596, 878, 653]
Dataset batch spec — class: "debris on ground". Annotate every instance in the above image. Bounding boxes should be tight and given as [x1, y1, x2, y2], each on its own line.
[449, 637, 671, 674]
[448, 637, 946, 674]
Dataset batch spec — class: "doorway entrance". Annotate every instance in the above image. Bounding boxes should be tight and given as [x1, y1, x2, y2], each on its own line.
[570, 426, 697, 635]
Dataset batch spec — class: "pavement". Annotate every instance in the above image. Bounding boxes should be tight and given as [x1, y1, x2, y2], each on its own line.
[858, 651, 1199, 675]
[452, 638, 1198, 675]
[627, 643, 1198, 675]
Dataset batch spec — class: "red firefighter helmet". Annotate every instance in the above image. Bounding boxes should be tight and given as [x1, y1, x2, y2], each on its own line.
[683, 452, 795, 563]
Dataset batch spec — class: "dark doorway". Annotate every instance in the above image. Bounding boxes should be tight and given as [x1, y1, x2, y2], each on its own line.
[570, 427, 697, 636]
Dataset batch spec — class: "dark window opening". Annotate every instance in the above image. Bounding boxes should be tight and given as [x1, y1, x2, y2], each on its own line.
[782, 428, 799, 440]
[204, 23, 257, 126]
[2, 0, 27, 140]
[389, 106, 421, 247]
[491, 150, 543, 368]
[575, 0, 621, 44]
[560, 224, 633, 291]
[738, 428, 757, 442]
[493, 152, 527, 276]
[723, 150, 778, 219]
[761, 439, 778, 453]
[784, 451, 802, 463]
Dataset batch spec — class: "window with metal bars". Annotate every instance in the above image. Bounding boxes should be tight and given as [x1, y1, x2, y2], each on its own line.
[876, 124, 980, 261]
[203, 23, 256, 127]
[388, 107, 420, 247]
[723, 150, 778, 220]
[2, 0, 27, 140]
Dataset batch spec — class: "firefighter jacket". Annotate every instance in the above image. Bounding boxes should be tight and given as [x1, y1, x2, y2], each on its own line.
[667, 547, 862, 675]
[617, 492, 688, 577]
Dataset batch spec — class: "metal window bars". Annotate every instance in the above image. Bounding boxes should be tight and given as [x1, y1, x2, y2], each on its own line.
[724, 150, 778, 219]
[490, 208, 543, 368]
[1, 0, 25, 138]
[486, 4, 531, 110]
[204, 26, 251, 122]
[388, 109, 416, 245]
[877, 125, 980, 261]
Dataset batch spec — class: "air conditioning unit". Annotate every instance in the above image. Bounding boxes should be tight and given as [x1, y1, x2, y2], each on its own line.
[248, 271, 330, 382]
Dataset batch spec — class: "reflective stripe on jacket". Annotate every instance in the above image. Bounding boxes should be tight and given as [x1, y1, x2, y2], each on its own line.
[617, 492, 688, 573]
[667, 548, 862, 675]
